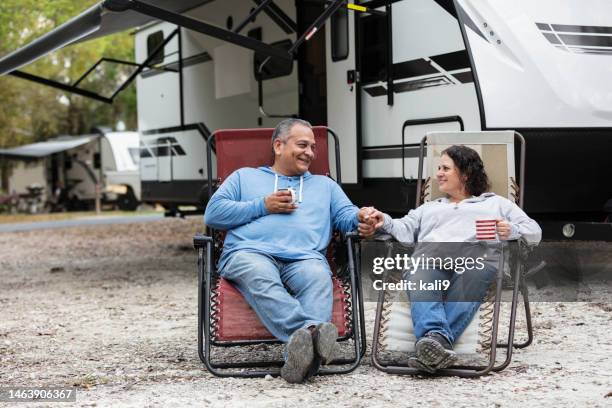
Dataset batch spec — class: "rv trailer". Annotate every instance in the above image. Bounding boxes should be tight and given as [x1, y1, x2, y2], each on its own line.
[0, 131, 141, 211]
[0, 0, 611, 240]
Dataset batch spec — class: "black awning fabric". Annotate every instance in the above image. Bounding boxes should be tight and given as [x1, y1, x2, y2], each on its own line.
[0, 3, 103, 76]
[0, 0, 211, 76]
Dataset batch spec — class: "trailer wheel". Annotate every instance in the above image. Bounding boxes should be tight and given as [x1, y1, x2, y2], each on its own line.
[117, 187, 139, 211]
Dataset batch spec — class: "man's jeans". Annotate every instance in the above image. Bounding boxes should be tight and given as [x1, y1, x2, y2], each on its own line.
[405, 264, 498, 344]
[220, 251, 332, 343]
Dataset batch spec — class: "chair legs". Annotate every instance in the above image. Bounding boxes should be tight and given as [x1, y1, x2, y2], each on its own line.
[371, 244, 531, 377]
[197, 239, 365, 378]
[513, 279, 534, 348]
[497, 255, 534, 350]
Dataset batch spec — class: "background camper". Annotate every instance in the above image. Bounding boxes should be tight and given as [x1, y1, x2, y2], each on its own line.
[0, 131, 141, 212]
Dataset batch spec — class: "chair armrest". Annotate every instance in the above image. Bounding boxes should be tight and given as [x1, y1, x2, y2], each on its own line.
[343, 231, 397, 243]
[193, 233, 213, 249]
[344, 230, 360, 239]
[372, 233, 396, 242]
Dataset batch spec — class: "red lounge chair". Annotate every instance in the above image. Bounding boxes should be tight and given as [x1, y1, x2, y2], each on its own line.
[193, 127, 365, 377]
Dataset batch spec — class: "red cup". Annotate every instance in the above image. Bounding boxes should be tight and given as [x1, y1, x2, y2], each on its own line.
[476, 219, 498, 240]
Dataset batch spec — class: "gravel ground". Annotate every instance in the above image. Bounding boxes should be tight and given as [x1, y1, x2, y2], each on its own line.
[0, 218, 610, 407]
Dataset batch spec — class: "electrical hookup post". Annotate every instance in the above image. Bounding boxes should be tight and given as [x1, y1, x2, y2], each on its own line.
[95, 183, 101, 215]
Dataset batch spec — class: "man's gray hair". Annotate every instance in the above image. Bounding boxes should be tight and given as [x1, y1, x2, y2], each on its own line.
[271, 118, 312, 144]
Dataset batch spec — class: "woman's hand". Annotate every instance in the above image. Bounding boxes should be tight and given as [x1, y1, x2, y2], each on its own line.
[496, 219, 512, 240]
[358, 207, 384, 237]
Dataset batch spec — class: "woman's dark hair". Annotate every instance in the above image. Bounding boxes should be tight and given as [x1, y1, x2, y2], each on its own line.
[440, 145, 491, 196]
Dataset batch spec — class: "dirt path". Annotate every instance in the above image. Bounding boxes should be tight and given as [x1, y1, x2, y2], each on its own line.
[0, 218, 610, 407]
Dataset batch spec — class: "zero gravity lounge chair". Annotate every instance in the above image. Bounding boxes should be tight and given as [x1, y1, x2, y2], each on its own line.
[371, 131, 534, 377]
[193, 127, 366, 378]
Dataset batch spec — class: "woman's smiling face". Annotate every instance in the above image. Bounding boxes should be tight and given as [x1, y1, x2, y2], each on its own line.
[437, 154, 466, 196]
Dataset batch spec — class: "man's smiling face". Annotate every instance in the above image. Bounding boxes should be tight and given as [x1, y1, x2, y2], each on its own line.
[273, 124, 316, 176]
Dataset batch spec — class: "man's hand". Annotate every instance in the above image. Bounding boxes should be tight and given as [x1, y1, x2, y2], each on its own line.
[357, 207, 384, 237]
[496, 219, 512, 240]
[265, 191, 297, 214]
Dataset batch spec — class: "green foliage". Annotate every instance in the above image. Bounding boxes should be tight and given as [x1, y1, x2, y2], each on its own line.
[0, 0, 137, 149]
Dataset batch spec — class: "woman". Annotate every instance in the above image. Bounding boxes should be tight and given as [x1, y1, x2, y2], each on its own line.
[361, 145, 541, 373]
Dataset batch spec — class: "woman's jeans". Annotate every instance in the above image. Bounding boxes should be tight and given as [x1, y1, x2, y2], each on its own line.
[220, 251, 332, 343]
[405, 264, 498, 344]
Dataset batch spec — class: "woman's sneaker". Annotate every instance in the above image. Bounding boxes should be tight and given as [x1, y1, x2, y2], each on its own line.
[281, 328, 315, 383]
[415, 332, 457, 370]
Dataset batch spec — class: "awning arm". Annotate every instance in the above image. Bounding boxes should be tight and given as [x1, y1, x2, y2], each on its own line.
[233, 0, 274, 34]
[9, 70, 112, 104]
[251, 0, 297, 34]
[72, 57, 175, 88]
[289, 0, 346, 54]
[122, 0, 293, 61]
[110, 27, 179, 99]
[8, 28, 179, 105]
[305, 0, 387, 16]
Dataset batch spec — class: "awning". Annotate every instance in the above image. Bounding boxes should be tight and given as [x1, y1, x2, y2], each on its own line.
[0, 135, 100, 159]
[0, 0, 211, 76]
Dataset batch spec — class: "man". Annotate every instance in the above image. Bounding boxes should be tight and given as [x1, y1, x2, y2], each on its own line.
[205, 118, 375, 383]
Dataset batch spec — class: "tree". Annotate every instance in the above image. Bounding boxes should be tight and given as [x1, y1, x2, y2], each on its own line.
[0, 0, 136, 145]
[0, 0, 137, 190]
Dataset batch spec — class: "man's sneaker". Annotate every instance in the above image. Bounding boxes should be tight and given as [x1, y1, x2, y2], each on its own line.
[281, 328, 315, 383]
[415, 332, 457, 370]
[312, 322, 338, 365]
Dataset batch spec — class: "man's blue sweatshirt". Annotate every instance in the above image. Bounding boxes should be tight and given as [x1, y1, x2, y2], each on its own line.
[204, 166, 359, 270]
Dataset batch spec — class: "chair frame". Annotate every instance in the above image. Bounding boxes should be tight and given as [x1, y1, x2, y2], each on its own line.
[194, 127, 366, 378]
[371, 130, 534, 377]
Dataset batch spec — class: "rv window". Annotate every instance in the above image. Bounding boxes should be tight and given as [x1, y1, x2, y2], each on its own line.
[93, 153, 101, 169]
[331, 8, 349, 61]
[140, 146, 152, 158]
[254, 39, 293, 80]
[147, 31, 165, 65]
[156, 138, 170, 157]
[359, 14, 388, 84]
[248, 27, 262, 41]
[128, 148, 140, 164]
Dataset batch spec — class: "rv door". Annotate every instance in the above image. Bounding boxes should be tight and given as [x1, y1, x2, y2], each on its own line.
[156, 137, 172, 182]
[326, 4, 359, 184]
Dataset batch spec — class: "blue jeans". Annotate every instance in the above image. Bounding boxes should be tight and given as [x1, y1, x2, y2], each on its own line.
[405, 264, 497, 344]
[220, 251, 333, 343]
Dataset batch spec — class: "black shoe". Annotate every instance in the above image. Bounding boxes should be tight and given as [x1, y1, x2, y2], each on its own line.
[415, 332, 457, 370]
[312, 322, 338, 365]
[281, 328, 315, 384]
[304, 352, 322, 381]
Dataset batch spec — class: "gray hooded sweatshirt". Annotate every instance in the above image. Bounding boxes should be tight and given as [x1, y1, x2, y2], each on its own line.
[381, 193, 542, 245]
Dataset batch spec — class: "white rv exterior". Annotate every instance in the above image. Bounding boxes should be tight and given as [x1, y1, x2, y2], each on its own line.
[136, 0, 299, 207]
[1, 0, 609, 236]
[127, 0, 612, 227]
[100, 132, 141, 208]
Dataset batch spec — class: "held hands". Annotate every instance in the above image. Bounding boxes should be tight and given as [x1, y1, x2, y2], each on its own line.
[264, 191, 297, 214]
[496, 219, 512, 240]
[357, 206, 384, 238]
